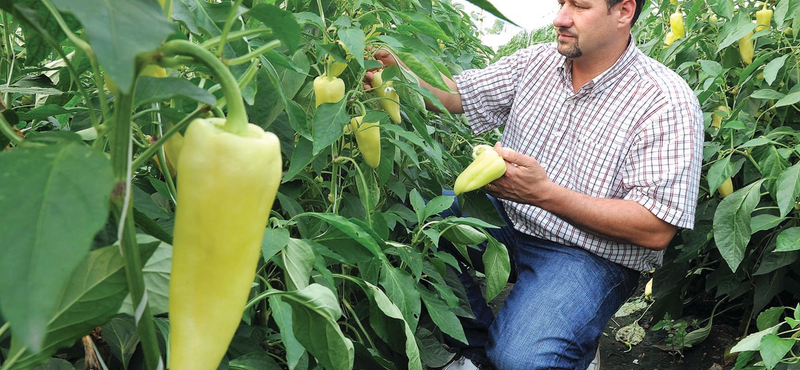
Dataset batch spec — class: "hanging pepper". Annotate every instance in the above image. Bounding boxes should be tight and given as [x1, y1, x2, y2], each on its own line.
[664, 31, 676, 46]
[756, 2, 773, 32]
[739, 32, 754, 65]
[314, 73, 345, 107]
[371, 70, 402, 123]
[161, 40, 282, 370]
[719, 177, 734, 197]
[711, 105, 730, 130]
[349, 112, 381, 168]
[454, 145, 507, 195]
[670, 7, 685, 40]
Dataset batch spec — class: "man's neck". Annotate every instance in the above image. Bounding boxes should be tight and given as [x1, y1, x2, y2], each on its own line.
[570, 35, 631, 93]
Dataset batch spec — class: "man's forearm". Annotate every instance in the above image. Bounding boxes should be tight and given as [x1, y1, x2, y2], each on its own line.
[536, 184, 677, 250]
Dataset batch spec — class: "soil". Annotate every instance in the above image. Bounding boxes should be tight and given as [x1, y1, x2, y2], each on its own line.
[483, 274, 743, 370]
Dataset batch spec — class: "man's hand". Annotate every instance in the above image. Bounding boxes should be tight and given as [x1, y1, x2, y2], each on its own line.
[485, 142, 555, 206]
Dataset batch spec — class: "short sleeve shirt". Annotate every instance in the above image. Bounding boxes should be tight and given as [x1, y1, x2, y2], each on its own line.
[454, 39, 703, 272]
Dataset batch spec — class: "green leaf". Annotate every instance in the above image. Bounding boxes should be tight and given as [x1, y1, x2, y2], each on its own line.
[262, 227, 291, 262]
[708, 156, 733, 195]
[0, 143, 114, 352]
[482, 237, 510, 302]
[460, 0, 518, 26]
[119, 239, 172, 316]
[396, 12, 452, 43]
[51, 0, 174, 93]
[246, 4, 302, 51]
[338, 28, 366, 69]
[776, 163, 800, 217]
[268, 296, 305, 370]
[730, 323, 781, 353]
[707, 0, 734, 19]
[424, 195, 455, 221]
[750, 214, 785, 233]
[418, 285, 467, 344]
[717, 12, 757, 53]
[363, 281, 422, 370]
[103, 315, 141, 370]
[751, 89, 786, 100]
[229, 351, 282, 370]
[394, 49, 451, 92]
[7, 243, 138, 370]
[301, 213, 386, 261]
[311, 99, 349, 155]
[764, 55, 789, 85]
[776, 228, 800, 252]
[281, 284, 354, 370]
[379, 264, 422, 332]
[757, 306, 788, 331]
[713, 180, 764, 272]
[774, 91, 800, 108]
[441, 223, 488, 245]
[760, 334, 795, 370]
[283, 238, 315, 290]
[134, 76, 216, 107]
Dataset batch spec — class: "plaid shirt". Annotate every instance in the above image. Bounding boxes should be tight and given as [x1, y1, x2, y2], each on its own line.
[454, 39, 703, 272]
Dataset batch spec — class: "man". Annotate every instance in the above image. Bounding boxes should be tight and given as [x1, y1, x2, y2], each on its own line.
[371, 0, 703, 368]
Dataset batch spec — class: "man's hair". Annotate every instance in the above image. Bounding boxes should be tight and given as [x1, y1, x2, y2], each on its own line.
[607, 0, 645, 26]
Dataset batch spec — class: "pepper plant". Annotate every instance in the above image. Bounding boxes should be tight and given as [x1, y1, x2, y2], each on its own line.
[0, 0, 511, 369]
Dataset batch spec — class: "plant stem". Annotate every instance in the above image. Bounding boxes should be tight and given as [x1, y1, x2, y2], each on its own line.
[160, 40, 248, 134]
[0, 113, 22, 146]
[217, 0, 245, 58]
[130, 105, 207, 170]
[109, 91, 163, 370]
[0, 345, 25, 370]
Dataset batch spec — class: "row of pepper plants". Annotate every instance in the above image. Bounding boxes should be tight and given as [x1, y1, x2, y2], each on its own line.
[634, 0, 800, 368]
[0, 0, 514, 369]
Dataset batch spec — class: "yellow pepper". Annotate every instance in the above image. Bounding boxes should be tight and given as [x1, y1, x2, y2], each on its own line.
[454, 145, 507, 195]
[719, 177, 734, 197]
[739, 32, 754, 65]
[664, 31, 676, 46]
[349, 114, 381, 168]
[161, 40, 282, 370]
[314, 74, 345, 107]
[756, 2, 773, 32]
[371, 70, 402, 123]
[670, 8, 686, 40]
[711, 105, 730, 130]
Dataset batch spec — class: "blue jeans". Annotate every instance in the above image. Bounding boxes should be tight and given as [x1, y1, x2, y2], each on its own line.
[441, 192, 640, 370]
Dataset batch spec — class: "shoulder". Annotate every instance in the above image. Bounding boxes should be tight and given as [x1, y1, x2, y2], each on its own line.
[629, 48, 698, 108]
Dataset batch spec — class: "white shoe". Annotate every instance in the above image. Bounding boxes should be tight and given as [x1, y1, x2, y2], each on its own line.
[586, 348, 601, 370]
[441, 356, 481, 370]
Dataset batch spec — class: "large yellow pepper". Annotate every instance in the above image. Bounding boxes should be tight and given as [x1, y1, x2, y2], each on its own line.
[719, 177, 734, 197]
[350, 114, 381, 168]
[314, 74, 345, 107]
[161, 40, 282, 370]
[371, 70, 402, 123]
[756, 3, 773, 32]
[454, 145, 507, 195]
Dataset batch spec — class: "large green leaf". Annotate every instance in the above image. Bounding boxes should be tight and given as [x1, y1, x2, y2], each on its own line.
[281, 284, 354, 370]
[716, 12, 757, 53]
[418, 285, 467, 344]
[246, 4, 302, 51]
[311, 99, 349, 155]
[482, 236, 510, 302]
[283, 238, 315, 290]
[6, 243, 146, 370]
[713, 180, 764, 272]
[776, 163, 800, 217]
[0, 143, 114, 352]
[363, 281, 422, 370]
[760, 334, 795, 370]
[119, 240, 172, 316]
[379, 264, 422, 332]
[51, 0, 174, 93]
[268, 296, 305, 370]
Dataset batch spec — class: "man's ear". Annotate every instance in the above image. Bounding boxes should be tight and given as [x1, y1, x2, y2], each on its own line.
[618, 0, 637, 27]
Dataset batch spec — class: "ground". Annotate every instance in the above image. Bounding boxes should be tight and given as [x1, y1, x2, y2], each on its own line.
[483, 275, 743, 370]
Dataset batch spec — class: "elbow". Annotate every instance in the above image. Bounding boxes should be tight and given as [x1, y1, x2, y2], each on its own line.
[641, 226, 678, 251]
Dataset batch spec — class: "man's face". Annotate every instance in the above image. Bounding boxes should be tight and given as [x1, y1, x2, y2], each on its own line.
[553, 0, 622, 60]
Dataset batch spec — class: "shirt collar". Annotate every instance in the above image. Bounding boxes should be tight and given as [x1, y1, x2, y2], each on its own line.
[558, 34, 639, 95]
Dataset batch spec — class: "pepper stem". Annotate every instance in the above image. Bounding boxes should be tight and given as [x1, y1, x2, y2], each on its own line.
[159, 40, 248, 134]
